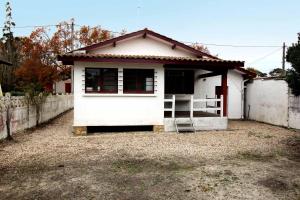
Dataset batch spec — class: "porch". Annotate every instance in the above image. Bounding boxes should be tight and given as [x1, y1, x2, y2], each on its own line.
[163, 94, 227, 131]
[163, 66, 228, 132]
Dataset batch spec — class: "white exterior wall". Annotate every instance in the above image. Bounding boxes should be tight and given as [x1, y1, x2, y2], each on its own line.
[89, 35, 195, 58]
[194, 69, 244, 119]
[73, 62, 164, 126]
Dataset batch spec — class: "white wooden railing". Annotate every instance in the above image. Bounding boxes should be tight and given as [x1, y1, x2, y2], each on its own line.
[164, 95, 223, 118]
[192, 95, 223, 118]
[164, 95, 176, 118]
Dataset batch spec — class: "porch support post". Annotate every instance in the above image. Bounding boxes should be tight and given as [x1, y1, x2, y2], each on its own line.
[221, 70, 228, 117]
[172, 95, 175, 118]
[190, 95, 194, 118]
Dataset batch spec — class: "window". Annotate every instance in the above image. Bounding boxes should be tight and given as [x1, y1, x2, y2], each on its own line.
[85, 68, 118, 93]
[123, 69, 154, 93]
[165, 70, 194, 94]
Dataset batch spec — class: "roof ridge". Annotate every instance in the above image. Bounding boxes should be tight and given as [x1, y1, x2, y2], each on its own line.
[75, 28, 218, 59]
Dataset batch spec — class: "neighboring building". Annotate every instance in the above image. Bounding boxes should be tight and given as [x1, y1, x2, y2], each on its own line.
[58, 28, 254, 135]
[0, 58, 12, 97]
[0, 58, 12, 65]
[53, 79, 72, 94]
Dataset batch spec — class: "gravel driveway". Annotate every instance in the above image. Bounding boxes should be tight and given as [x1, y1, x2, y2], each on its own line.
[0, 110, 299, 200]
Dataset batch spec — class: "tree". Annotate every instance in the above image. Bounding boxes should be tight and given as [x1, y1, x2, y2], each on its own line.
[269, 68, 285, 77]
[246, 67, 267, 77]
[191, 43, 210, 54]
[15, 54, 59, 93]
[78, 25, 113, 47]
[15, 55, 59, 126]
[19, 21, 114, 83]
[286, 33, 300, 96]
[0, 1, 20, 92]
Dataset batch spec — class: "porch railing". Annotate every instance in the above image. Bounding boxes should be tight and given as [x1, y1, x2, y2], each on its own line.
[164, 95, 176, 118]
[192, 95, 223, 118]
[164, 95, 223, 118]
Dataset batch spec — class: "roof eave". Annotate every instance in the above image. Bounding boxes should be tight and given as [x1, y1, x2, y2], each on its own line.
[57, 55, 244, 69]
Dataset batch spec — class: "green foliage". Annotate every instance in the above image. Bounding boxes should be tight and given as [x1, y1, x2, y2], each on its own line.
[286, 69, 300, 96]
[269, 68, 285, 77]
[286, 33, 300, 96]
[246, 67, 267, 77]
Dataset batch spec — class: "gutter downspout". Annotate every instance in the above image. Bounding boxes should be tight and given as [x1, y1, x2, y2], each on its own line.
[241, 79, 249, 119]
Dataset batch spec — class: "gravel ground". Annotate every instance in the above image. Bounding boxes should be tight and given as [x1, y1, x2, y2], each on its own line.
[0, 110, 299, 200]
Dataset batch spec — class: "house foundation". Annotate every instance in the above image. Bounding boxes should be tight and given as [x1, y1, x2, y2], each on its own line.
[73, 126, 87, 136]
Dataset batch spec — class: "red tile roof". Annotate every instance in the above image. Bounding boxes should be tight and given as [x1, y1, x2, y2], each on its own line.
[58, 53, 244, 67]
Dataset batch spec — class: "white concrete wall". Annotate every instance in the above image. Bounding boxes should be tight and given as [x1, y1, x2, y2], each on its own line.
[74, 61, 165, 127]
[289, 95, 300, 129]
[246, 79, 300, 129]
[194, 69, 244, 119]
[89, 35, 196, 58]
[0, 94, 73, 140]
[246, 79, 288, 127]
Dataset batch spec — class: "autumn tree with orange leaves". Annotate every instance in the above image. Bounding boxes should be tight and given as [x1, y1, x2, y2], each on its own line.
[15, 19, 115, 93]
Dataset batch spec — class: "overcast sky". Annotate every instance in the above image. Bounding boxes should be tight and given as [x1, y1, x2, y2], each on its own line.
[1, 0, 299, 73]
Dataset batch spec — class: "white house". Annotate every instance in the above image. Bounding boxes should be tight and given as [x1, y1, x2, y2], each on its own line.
[58, 28, 254, 135]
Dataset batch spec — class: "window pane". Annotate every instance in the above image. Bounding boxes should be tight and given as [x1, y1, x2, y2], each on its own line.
[123, 69, 154, 93]
[85, 68, 118, 93]
[102, 68, 118, 92]
[85, 68, 100, 92]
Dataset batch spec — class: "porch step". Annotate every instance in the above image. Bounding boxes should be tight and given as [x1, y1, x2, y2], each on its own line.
[175, 118, 196, 133]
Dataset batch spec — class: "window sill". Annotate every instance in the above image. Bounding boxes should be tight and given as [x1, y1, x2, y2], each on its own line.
[83, 93, 157, 97]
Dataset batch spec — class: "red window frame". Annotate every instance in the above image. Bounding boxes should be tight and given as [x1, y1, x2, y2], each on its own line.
[123, 69, 155, 94]
[85, 68, 118, 94]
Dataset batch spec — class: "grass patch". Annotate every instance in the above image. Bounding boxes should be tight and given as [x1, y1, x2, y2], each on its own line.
[282, 136, 300, 162]
[235, 151, 275, 162]
[111, 158, 195, 174]
[257, 177, 289, 192]
[248, 131, 273, 139]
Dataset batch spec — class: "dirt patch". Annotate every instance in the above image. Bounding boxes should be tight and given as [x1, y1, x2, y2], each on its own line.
[1, 115, 300, 199]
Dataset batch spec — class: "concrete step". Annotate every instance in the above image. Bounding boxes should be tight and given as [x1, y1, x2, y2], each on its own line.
[177, 126, 195, 131]
[175, 118, 195, 133]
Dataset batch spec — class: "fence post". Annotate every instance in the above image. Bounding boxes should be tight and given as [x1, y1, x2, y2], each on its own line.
[190, 95, 194, 118]
[220, 95, 224, 117]
[172, 95, 175, 118]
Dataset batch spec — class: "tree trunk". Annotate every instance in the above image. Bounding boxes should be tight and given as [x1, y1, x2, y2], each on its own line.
[6, 106, 13, 140]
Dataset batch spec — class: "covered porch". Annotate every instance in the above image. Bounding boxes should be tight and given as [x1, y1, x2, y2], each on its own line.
[162, 63, 232, 132]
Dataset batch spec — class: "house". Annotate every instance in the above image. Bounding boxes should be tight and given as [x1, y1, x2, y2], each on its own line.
[0, 57, 12, 65]
[0, 57, 12, 97]
[58, 28, 255, 135]
[53, 79, 72, 94]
